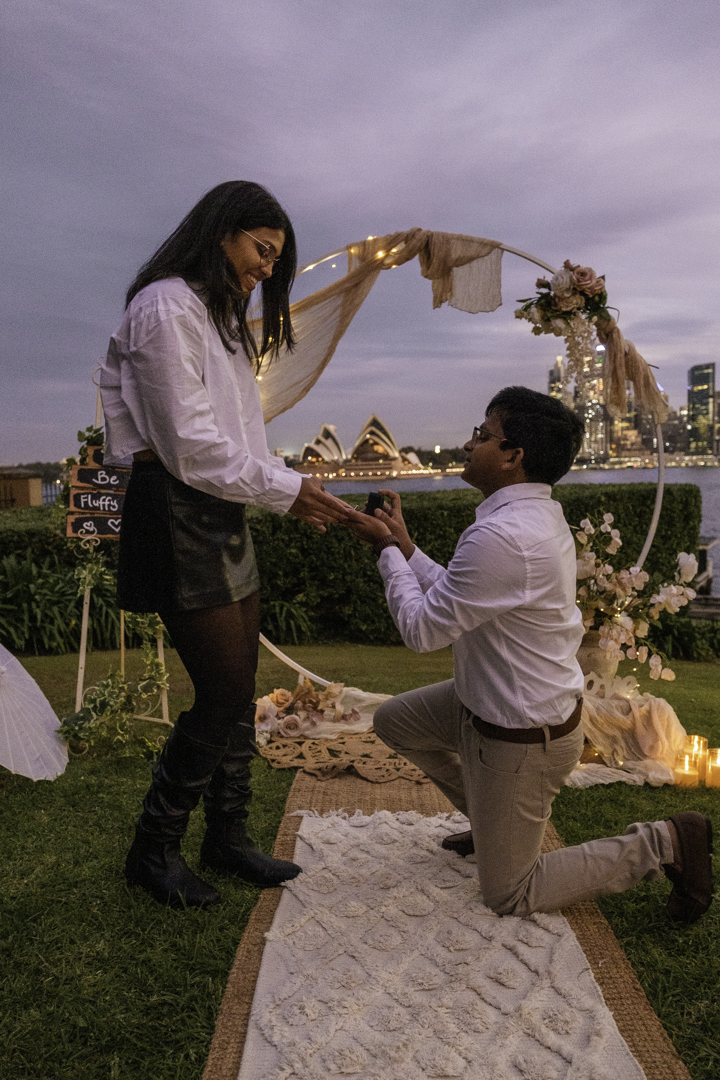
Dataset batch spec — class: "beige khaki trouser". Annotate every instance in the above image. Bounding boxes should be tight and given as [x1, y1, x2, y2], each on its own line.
[373, 679, 673, 916]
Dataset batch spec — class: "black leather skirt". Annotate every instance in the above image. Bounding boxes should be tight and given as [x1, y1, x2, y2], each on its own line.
[117, 461, 260, 613]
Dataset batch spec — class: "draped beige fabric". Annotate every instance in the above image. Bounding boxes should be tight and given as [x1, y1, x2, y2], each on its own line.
[253, 229, 503, 422]
[253, 229, 666, 430]
[596, 315, 669, 425]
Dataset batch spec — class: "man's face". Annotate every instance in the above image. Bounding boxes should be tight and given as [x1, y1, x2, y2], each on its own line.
[461, 411, 512, 495]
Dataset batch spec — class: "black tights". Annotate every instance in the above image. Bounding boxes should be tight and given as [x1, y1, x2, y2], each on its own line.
[160, 592, 261, 748]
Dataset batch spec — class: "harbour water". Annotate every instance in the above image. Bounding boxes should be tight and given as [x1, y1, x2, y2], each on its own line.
[326, 465, 720, 595]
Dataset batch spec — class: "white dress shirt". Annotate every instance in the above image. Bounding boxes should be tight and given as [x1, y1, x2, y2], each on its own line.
[100, 277, 302, 514]
[378, 484, 585, 728]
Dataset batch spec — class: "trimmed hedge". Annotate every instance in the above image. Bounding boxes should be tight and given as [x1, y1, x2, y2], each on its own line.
[0, 483, 706, 652]
[0, 505, 119, 569]
[248, 483, 702, 645]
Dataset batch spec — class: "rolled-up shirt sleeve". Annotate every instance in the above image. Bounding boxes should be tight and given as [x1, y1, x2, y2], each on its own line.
[378, 526, 527, 653]
[113, 300, 301, 513]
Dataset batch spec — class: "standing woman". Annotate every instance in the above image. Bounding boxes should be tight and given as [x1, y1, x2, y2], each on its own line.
[100, 182, 351, 909]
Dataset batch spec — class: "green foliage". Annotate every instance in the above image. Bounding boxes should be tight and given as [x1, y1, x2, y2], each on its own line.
[0, 502, 120, 569]
[263, 599, 314, 645]
[648, 611, 720, 663]
[0, 549, 120, 655]
[76, 425, 105, 460]
[59, 612, 169, 759]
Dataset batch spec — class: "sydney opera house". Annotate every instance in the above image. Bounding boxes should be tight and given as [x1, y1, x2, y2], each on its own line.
[294, 416, 427, 480]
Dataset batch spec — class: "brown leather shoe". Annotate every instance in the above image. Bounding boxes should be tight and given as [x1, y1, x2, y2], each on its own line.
[441, 829, 475, 858]
[663, 812, 714, 923]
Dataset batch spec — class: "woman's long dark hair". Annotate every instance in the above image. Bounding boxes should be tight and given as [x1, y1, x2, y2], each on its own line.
[126, 182, 297, 367]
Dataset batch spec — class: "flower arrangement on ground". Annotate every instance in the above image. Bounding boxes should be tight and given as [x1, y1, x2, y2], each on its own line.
[574, 512, 698, 680]
[255, 677, 362, 744]
[515, 260, 610, 384]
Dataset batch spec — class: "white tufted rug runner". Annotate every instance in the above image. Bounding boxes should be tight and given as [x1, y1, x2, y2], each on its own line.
[238, 809, 645, 1080]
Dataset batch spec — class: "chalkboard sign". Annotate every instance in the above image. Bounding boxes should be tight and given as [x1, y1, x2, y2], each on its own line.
[71, 464, 131, 491]
[67, 453, 132, 540]
[71, 489, 125, 514]
[67, 514, 123, 538]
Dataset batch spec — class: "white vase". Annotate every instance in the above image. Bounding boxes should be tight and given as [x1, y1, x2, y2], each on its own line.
[576, 630, 619, 681]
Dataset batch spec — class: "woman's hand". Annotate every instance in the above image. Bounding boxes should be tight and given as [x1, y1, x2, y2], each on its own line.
[344, 509, 392, 546]
[288, 477, 355, 532]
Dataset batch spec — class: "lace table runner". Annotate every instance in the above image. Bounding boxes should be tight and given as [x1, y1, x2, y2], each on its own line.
[258, 731, 429, 783]
[238, 810, 645, 1080]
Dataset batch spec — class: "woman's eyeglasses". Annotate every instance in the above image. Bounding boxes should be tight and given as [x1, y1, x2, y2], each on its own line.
[240, 229, 281, 268]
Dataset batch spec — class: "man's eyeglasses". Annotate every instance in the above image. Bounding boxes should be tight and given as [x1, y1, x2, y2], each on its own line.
[471, 425, 507, 448]
[240, 229, 281, 268]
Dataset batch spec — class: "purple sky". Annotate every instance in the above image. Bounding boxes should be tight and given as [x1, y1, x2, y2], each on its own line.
[2, 0, 719, 462]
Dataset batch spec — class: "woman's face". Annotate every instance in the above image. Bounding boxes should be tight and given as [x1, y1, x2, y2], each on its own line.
[221, 227, 286, 295]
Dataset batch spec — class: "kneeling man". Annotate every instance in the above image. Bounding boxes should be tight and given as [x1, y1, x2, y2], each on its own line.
[348, 386, 712, 922]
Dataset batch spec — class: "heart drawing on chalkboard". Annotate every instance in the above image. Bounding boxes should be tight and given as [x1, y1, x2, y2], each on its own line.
[109, 519, 122, 533]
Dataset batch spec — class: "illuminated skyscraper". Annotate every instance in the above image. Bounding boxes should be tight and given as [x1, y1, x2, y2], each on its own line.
[687, 363, 715, 454]
[547, 356, 573, 408]
[574, 349, 609, 463]
[548, 356, 564, 399]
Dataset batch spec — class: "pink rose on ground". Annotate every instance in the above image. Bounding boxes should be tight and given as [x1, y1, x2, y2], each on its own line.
[278, 715, 306, 738]
[305, 710, 324, 725]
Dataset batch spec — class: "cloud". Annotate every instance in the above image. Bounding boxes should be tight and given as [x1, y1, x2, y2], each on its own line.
[2, 0, 719, 459]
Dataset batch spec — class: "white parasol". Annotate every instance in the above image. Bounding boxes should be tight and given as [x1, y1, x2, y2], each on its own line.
[0, 644, 68, 781]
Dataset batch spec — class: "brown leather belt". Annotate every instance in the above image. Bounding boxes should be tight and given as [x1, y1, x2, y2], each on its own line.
[472, 698, 583, 744]
[133, 449, 160, 463]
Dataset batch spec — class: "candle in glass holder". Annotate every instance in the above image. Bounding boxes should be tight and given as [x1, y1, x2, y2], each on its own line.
[683, 736, 708, 782]
[706, 749, 720, 789]
[673, 753, 699, 788]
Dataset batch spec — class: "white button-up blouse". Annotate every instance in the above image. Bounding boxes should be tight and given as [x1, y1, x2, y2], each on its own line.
[100, 277, 302, 514]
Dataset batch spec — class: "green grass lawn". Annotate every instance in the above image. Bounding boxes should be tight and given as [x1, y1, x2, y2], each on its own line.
[2, 645, 719, 1079]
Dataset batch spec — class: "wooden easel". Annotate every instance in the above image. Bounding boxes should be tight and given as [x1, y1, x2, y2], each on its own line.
[71, 388, 170, 726]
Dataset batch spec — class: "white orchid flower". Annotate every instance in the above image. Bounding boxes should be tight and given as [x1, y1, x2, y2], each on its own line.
[677, 552, 698, 583]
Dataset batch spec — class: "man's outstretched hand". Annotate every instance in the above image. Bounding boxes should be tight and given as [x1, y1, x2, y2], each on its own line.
[346, 489, 415, 559]
[288, 477, 355, 532]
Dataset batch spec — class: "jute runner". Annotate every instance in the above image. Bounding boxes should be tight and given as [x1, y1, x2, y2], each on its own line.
[202, 772, 690, 1080]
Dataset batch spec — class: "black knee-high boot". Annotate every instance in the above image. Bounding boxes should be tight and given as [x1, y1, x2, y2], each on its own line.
[200, 708, 302, 886]
[124, 716, 227, 908]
